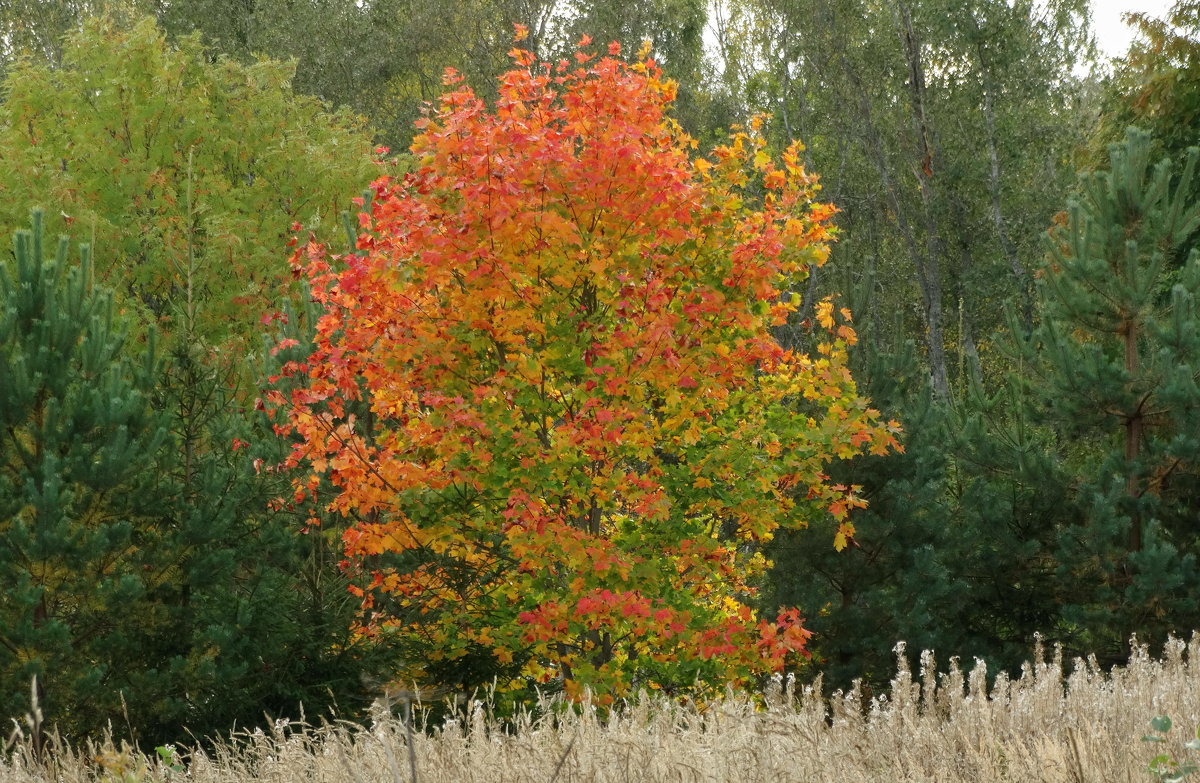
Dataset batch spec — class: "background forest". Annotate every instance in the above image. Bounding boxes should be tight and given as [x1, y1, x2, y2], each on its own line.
[1, 0, 1199, 751]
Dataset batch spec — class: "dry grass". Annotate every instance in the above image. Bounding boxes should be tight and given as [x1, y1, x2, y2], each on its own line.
[5, 635, 1200, 783]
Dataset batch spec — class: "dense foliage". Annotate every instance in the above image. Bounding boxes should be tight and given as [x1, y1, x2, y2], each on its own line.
[0, 212, 387, 746]
[1, 0, 1199, 750]
[0, 16, 392, 747]
[0, 15, 379, 347]
[767, 128, 1200, 685]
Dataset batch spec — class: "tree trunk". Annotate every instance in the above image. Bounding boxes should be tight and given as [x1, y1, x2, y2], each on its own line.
[1124, 317, 1143, 552]
[894, 1, 950, 399]
[968, 12, 1033, 332]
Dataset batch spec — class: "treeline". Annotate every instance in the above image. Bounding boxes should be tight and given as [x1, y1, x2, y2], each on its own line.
[0, 0, 1198, 749]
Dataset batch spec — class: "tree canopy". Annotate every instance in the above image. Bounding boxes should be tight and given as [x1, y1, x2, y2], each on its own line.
[0, 15, 380, 347]
[268, 43, 898, 700]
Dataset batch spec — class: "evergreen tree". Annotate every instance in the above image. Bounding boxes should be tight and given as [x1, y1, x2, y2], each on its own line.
[0, 210, 167, 739]
[764, 337, 1062, 693]
[767, 129, 1200, 691]
[1014, 128, 1200, 663]
[136, 333, 381, 745]
[763, 340, 958, 689]
[0, 212, 390, 746]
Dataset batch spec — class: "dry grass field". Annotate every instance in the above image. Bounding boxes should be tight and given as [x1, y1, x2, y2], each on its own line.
[5, 635, 1200, 783]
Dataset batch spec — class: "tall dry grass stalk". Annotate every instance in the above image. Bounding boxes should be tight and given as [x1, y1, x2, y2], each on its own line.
[4, 635, 1200, 782]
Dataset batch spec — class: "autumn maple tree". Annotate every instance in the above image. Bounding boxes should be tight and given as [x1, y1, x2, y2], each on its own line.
[268, 32, 900, 700]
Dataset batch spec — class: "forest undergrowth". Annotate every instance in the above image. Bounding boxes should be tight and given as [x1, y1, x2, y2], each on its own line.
[5, 635, 1200, 783]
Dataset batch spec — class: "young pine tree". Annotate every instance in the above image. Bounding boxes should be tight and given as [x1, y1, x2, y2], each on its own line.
[1015, 128, 1200, 662]
[0, 211, 386, 746]
[0, 210, 167, 738]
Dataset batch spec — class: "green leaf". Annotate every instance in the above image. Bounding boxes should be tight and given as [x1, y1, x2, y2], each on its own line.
[1153, 716, 1175, 733]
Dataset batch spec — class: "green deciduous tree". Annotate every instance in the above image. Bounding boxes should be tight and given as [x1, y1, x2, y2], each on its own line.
[158, 0, 532, 151]
[734, 0, 1097, 691]
[0, 0, 133, 70]
[0, 14, 379, 348]
[773, 130, 1200, 691]
[1101, 1, 1200, 163]
[0, 13, 407, 745]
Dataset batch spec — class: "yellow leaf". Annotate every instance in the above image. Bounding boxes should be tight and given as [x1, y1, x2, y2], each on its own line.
[816, 299, 834, 329]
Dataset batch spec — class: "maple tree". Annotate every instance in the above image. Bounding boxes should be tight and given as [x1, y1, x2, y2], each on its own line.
[268, 35, 899, 700]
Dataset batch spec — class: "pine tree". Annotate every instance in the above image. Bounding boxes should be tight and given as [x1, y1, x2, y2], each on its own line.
[1015, 128, 1200, 662]
[763, 340, 955, 689]
[0, 210, 391, 746]
[138, 294, 394, 745]
[0, 210, 166, 737]
[764, 337, 1064, 692]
